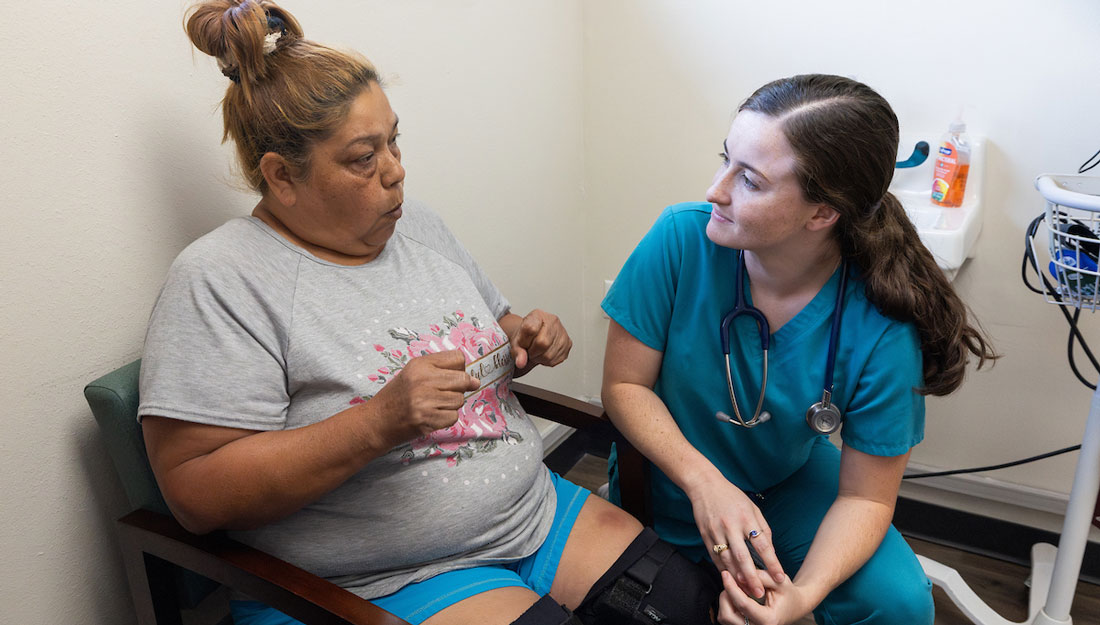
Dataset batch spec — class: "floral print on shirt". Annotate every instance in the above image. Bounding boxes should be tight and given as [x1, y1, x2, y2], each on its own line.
[349, 310, 524, 467]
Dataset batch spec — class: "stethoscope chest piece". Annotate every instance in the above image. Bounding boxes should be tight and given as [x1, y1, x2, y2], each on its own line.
[805, 391, 842, 435]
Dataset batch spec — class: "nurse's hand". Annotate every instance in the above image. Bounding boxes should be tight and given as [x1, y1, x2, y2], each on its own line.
[717, 568, 812, 625]
[686, 473, 785, 600]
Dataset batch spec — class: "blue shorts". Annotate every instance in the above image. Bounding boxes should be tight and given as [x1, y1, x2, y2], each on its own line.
[231, 471, 591, 625]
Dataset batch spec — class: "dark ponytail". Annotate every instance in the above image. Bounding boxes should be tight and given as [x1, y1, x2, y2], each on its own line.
[740, 74, 997, 395]
[845, 192, 995, 394]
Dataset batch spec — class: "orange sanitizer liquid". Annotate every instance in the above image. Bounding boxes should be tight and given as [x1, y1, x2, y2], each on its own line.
[931, 120, 971, 208]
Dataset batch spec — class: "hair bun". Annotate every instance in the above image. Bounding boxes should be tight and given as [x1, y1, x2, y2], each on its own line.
[185, 1, 302, 89]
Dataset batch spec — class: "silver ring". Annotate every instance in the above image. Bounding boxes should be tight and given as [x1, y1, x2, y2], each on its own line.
[744, 618, 751, 625]
[748, 529, 761, 539]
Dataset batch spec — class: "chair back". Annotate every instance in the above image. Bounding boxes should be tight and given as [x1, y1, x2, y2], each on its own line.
[84, 359, 171, 515]
[85, 359, 220, 609]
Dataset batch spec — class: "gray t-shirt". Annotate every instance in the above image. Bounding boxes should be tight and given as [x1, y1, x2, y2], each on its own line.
[138, 199, 555, 599]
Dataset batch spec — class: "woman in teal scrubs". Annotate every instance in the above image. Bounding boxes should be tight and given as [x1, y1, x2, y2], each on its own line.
[601, 74, 997, 625]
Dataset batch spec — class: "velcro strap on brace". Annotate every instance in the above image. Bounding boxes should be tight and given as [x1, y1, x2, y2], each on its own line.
[591, 529, 674, 622]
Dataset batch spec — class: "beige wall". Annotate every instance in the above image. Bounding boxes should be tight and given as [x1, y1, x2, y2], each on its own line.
[0, 1, 582, 623]
[4, 1, 1100, 622]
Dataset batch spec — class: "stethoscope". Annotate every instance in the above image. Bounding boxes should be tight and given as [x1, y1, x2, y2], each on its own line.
[716, 250, 849, 434]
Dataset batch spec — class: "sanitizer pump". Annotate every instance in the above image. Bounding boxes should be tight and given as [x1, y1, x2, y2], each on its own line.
[931, 119, 971, 208]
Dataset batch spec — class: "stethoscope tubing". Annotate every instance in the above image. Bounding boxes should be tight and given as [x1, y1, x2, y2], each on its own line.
[718, 250, 848, 429]
[821, 261, 849, 405]
[718, 251, 772, 427]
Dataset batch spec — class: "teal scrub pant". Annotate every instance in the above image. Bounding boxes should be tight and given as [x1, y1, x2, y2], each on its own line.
[647, 438, 934, 625]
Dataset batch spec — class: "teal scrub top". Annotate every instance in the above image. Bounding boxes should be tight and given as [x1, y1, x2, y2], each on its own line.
[602, 203, 924, 545]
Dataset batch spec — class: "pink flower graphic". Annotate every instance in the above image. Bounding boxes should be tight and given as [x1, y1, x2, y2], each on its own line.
[449, 321, 503, 361]
[404, 383, 521, 466]
[354, 310, 521, 467]
[408, 333, 449, 357]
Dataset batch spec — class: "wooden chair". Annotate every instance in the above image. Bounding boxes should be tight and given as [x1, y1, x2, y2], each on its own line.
[86, 360, 651, 625]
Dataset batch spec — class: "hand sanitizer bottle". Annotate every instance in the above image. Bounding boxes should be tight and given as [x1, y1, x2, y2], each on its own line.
[931, 119, 971, 207]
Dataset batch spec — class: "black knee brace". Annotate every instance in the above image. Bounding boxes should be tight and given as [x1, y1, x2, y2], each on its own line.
[511, 594, 584, 625]
[575, 528, 720, 625]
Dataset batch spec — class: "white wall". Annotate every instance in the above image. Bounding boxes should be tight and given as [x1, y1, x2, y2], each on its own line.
[579, 0, 1100, 530]
[0, 1, 582, 623]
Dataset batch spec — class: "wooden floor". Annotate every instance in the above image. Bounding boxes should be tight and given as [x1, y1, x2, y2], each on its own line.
[562, 454, 1100, 625]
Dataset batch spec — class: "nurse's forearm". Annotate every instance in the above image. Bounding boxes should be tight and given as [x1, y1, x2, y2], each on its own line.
[603, 381, 726, 497]
[788, 445, 910, 603]
[790, 495, 894, 604]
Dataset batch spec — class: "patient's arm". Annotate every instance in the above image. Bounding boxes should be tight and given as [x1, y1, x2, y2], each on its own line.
[144, 349, 479, 534]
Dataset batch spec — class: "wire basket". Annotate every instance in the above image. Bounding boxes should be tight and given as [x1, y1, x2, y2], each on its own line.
[1032, 174, 1100, 309]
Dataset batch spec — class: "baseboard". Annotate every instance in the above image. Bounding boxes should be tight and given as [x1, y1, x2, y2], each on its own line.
[903, 460, 1072, 517]
[898, 460, 1100, 585]
[539, 421, 575, 456]
[894, 496, 1100, 585]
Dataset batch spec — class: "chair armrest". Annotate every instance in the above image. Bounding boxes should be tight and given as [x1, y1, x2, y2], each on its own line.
[509, 382, 605, 430]
[510, 382, 652, 526]
[117, 509, 409, 625]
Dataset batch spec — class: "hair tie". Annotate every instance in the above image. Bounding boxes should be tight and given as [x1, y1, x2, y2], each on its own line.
[215, 14, 285, 84]
[217, 57, 241, 84]
[263, 15, 287, 55]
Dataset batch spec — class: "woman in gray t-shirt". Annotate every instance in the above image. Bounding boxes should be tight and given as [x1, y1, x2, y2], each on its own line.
[140, 2, 720, 625]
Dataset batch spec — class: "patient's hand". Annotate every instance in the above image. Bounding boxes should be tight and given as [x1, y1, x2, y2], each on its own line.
[507, 309, 572, 374]
[369, 349, 480, 447]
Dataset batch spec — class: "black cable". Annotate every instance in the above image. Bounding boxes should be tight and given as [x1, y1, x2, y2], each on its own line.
[1021, 217, 1048, 295]
[904, 445, 1081, 480]
[1021, 254, 1047, 295]
[1067, 306, 1099, 389]
[1021, 213, 1100, 386]
[1080, 147, 1100, 174]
